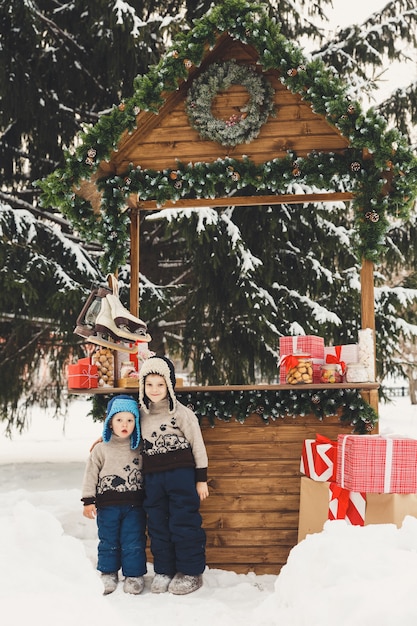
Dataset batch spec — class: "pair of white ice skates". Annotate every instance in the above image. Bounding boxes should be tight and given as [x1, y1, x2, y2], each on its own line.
[74, 275, 151, 353]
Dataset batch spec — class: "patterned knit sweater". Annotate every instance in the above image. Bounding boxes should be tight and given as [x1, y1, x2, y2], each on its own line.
[141, 397, 208, 482]
[81, 435, 144, 508]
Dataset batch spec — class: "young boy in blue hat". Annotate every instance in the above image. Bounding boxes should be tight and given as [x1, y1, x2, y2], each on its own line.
[81, 394, 146, 595]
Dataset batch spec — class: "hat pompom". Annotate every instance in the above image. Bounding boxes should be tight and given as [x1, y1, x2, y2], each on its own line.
[103, 394, 141, 449]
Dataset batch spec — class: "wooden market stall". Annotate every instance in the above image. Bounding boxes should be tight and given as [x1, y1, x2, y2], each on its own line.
[51, 2, 417, 573]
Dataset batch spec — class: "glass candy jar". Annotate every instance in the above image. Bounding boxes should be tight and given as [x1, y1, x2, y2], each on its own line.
[320, 363, 343, 384]
[286, 354, 313, 384]
[120, 361, 137, 379]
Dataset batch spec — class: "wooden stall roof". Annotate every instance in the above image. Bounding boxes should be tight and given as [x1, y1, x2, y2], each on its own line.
[84, 31, 352, 212]
[112, 36, 348, 173]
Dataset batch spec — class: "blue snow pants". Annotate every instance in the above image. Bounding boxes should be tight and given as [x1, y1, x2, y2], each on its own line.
[144, 467, 206, 577]
[96, 504, 147, 576]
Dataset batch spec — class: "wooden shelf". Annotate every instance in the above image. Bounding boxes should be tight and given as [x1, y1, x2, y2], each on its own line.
[68, 382, 380, 395]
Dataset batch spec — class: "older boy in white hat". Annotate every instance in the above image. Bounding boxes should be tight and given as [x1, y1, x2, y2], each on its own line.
[138, 356, 209, 595]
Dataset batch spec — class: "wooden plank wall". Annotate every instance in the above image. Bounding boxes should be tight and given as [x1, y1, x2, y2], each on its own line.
[199, 412, 354, 574]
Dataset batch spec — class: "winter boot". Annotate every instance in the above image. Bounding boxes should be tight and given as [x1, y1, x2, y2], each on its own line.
[123, 576, 145, 595]
[168, 573, 203, 595]
[151, 573, 173, 594]
[101, 571, 119, 595]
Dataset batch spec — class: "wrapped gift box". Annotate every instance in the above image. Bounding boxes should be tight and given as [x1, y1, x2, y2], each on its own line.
[298, 476, 417, 542]
[68, 357, 98, 389]
[300, 434, 337, 482]
[279, 335, 324, 383]
[337, 434, 417, 494]
[324, 344, 359, 373]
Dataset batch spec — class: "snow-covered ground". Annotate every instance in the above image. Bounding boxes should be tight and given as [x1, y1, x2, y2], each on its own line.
[1, 395, 417, 625]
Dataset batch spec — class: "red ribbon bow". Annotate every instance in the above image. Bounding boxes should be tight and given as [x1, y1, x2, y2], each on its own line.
[328, 483, 351, 519]
[280, 354, 300, 370]
[314, 434, 337, 480]
[325, 346, 346, 374]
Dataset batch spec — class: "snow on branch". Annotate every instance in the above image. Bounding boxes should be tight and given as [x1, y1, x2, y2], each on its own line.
[113, 0, 147, 37]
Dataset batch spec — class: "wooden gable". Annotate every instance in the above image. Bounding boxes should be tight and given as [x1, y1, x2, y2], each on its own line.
[106, 34, 349, 181]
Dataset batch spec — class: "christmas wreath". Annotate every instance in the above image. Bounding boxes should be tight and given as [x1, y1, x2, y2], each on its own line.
[186, 60, 275, 147]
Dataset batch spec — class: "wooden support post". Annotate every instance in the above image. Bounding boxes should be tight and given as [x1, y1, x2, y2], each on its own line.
[130, 208, 140, 316]
[360, 258, 375, 332]
[360, 258, 378, 418]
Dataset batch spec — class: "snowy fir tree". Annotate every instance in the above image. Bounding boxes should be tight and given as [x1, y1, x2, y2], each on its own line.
[1, 0, 417, 430]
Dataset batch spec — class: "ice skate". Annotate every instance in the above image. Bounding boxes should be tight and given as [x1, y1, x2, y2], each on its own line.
[105, 274, 151, 341]
[75, 327, 139, 353]
[168, 573, 203, 595]
[101, 571, 118, 595]
[94, 297, 150, 345]
[74, 276, 150, 351]
[123, 576, 145, 595]
[106, 293, 151, 342]
[75, 293, 143, 353]
[73, 285, 112, 339]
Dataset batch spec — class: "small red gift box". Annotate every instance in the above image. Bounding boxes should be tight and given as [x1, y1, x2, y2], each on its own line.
[300, 434, 337, 482]
[68, 357, 98, 389]
[337, 434, 417, 494]
[279, 335, 324, 383]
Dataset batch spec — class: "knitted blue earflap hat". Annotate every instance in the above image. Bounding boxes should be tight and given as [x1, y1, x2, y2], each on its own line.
[103, 394, 140, 449]
[139, 355, 176, 414]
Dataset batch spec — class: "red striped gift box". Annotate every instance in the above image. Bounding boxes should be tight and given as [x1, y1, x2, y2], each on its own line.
[300, 434, 337, 482]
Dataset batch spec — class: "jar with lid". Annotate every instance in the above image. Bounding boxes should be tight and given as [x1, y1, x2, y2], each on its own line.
[120, 361, 137, 379]
[320, 363, 343, 384]
[345, 362, 369, 383]
[286, 354, 313, 384]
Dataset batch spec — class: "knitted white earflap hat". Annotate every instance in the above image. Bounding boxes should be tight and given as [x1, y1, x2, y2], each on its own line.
[139, 356, 176, 414]
[103, 394, 140, 449]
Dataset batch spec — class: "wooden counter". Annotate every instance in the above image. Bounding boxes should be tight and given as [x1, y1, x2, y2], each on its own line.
[69, 382, 380, 394]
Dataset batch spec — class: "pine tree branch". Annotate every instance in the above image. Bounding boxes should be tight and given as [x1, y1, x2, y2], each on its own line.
[377, 82, 417, 136]
[0, 191, 102, 251]
[29, 5, 107, 93]
[315, 1, 417, 81]
[0, 327, 49, 366]
[0, 136, 59, 168]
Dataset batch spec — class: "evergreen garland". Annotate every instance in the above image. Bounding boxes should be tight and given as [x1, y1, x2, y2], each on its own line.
[88, 387, 377, 434]
[176, 388, 377, 434]
[36, 0, 417, 272]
